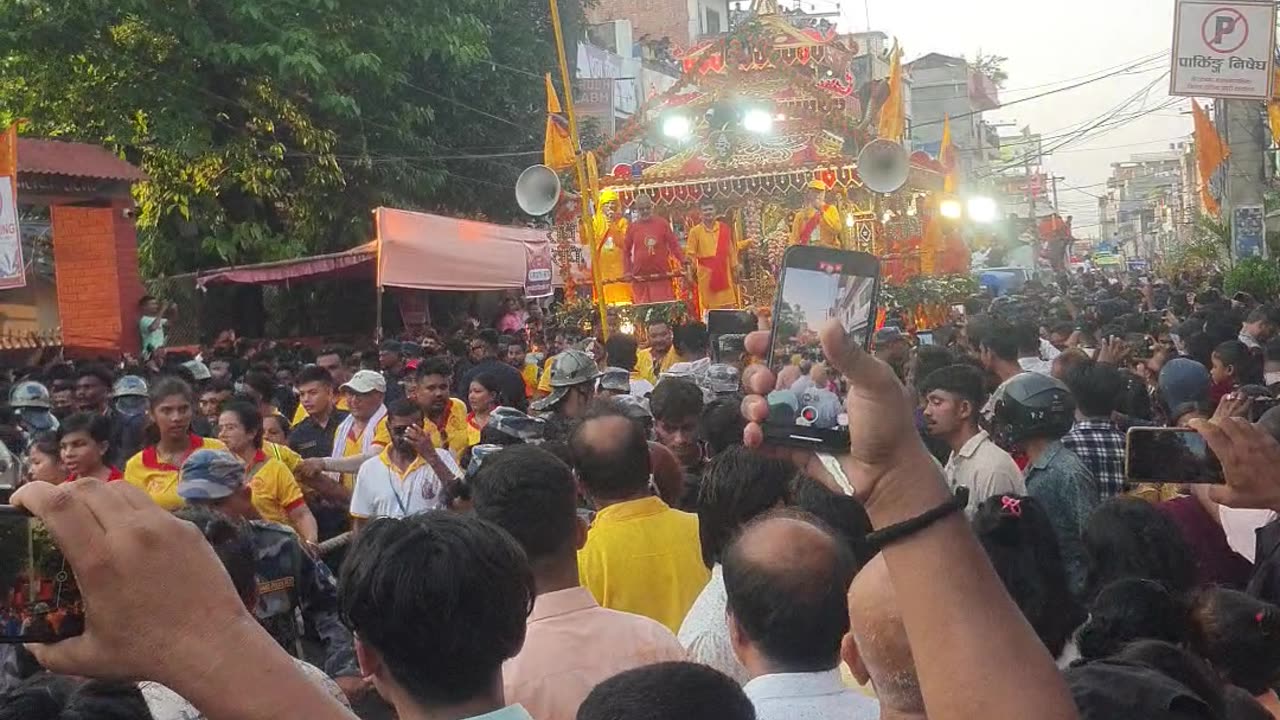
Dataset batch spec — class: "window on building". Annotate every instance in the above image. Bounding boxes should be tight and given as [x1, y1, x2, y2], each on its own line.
[706, 8, 722, 34]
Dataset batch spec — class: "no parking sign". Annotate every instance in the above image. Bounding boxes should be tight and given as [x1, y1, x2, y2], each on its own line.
[1171, 0, 1276, 99]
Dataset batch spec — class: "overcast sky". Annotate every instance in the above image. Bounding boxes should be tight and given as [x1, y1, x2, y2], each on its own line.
[815, 0, 1191, 237]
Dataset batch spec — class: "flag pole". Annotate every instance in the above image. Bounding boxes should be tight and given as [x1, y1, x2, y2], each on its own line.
[548, 0, 610, 339]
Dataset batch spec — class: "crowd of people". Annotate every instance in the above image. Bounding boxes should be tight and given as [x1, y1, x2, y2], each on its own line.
[6, 272, 1280, 720]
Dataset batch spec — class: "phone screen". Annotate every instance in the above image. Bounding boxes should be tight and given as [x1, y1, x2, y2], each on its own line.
[766, 247, 879, 450]
[0, 507, 82, 643]
[707, 310, 757, 364]
[1125, 428, 1224, 484]
[917, 332, 935, 346]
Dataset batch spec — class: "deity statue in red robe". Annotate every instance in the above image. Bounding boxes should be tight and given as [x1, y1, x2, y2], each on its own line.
[623, 195, 684, 304]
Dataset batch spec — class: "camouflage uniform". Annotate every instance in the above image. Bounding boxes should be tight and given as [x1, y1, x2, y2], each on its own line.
[249, 519, 358, 679]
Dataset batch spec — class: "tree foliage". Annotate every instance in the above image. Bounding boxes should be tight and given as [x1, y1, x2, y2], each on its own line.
[0, 0, 583, 275]
[1225, 257, 1280, 300]
[971, 53, 1009, 88]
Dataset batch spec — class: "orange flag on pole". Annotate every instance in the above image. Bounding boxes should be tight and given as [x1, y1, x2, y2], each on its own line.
[939, 115, 957, 193]
[1191, 100, 1228, 216]
[877, 41, 905, 142]
[0, 122, 16, 178]
[543, 74, 575, 171]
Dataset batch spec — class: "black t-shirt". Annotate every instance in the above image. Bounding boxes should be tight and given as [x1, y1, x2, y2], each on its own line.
[289, 410, 349, 459]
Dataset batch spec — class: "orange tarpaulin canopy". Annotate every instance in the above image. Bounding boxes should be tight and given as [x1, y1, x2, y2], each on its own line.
[375, 208, 562, 291]
[193, 210, 563, 292]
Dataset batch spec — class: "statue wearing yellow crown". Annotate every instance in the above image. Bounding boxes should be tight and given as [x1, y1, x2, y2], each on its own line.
[789, 180, 844, 249]
[590, 189, 632, 305]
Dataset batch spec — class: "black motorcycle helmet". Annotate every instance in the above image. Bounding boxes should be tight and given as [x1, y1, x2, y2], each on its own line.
[983, 373, 1076, 451]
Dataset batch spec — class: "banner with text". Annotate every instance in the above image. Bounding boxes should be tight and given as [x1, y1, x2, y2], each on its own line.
[0, 176, 26, 290]
[523, 240, 553, 298]
[1171, 0, 1276, 99]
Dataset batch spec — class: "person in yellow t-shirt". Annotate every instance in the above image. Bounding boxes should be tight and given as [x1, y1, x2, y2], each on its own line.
[685, 200, 744, 312]
[789, 180, 843, 248]
[124, 377, 226, 510]
[644, 320, 678, 376]
[216, 400, 319, 545]
[591, 190, 633, 305]
[574, 414, 709, 632]
[414, 358, 469, 461]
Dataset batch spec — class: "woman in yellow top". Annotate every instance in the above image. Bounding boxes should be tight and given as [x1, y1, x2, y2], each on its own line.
[217, 400, 319, 545]
[591, 190, 632, 305]
[124, 377, 225, 510]
[465, 373, 502, 446]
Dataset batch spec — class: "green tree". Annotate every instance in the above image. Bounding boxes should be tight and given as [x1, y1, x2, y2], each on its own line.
[0, 0, 582, 276]
[971, 53, 1008, 89]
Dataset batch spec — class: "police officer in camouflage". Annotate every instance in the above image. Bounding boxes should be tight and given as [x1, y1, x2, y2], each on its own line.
[175, 449, 365, 698]
[529, 349, 600, 444]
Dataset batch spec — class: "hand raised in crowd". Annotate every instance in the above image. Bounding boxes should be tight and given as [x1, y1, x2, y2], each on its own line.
[741, 319, 1078, 720]
[1191, 416, 1280, 513]
[1094, 335, 1131, 366]
[405, 422, 436, 457]
[11, 478, 247, 681]
[740, 320, 933, 503]
[1212, 391, 1253, 422]
[10, 479, 355, 719]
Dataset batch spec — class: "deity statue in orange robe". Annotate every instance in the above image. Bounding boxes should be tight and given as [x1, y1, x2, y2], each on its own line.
[590, 190, 632, 305]
[685, 201, 745, 312]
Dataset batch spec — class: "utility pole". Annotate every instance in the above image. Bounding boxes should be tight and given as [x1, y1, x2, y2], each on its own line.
[1050, 175, 1064, 214]
[1221, 99, 1269, 260]
[1024, 151, 1038, 268]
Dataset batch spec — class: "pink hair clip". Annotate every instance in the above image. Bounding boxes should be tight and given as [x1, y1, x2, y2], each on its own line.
[1000, 496, 1022, 518]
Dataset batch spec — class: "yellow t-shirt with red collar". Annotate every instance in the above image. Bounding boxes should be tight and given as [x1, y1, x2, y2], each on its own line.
[124, 435, 227, 510]
[244, 449, 307, 526]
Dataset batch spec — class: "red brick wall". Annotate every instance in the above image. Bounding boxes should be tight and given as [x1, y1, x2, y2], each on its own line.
[50, 201, 144, 357]
[588, 0, 690, 46]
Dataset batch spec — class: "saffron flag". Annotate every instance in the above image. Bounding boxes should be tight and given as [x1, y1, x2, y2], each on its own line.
[1191, 100, 1229, 216]
[939, 115, 957, 193]
[543, 74, 575, 171]
[0, 122, 15, 178]
[877, 41, 905, 142]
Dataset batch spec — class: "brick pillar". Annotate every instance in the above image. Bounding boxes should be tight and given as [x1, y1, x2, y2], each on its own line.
[51, 200, 144, 357]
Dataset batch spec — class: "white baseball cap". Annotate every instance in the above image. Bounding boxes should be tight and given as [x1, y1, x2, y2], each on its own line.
[341, 369, 387, 395]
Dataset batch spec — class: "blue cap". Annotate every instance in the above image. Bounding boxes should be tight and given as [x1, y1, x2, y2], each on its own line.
[1159, 358, 1210, 412]
[177, 449, 247, 501]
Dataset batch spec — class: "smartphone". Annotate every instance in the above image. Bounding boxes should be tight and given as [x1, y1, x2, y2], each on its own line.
[917, 331, 935, 346]
[0, 506, 83, 643]
[765, 246, 880, 451]
[1125, 427, 1223, 485]
[707, 309, 757, 364]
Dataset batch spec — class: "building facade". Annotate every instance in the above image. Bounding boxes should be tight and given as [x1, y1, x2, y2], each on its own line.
[1096, 148, 1188, 261]
[907, 53, 1001, 182]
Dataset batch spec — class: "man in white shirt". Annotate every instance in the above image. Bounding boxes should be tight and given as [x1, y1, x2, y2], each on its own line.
[922, 364, 1024, 514]
[728, 513, 878, 720]
[350, 399, 461, 531]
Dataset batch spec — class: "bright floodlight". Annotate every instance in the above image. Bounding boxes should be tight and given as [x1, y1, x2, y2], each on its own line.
[967, 196, 998, 224]
[939, 199, 963, 220]
[662, 114, 692, 140]
[619, 320, 636, 335]
[742, 108, 773, 134]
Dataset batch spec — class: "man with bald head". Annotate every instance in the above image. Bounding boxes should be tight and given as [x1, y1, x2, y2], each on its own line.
[725, 512, 878, 720]
[572, 403, 710, 632]
[843, 553, 926, 720]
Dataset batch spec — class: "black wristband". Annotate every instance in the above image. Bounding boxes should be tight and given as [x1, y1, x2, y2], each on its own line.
[866, 487, 970, 550]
